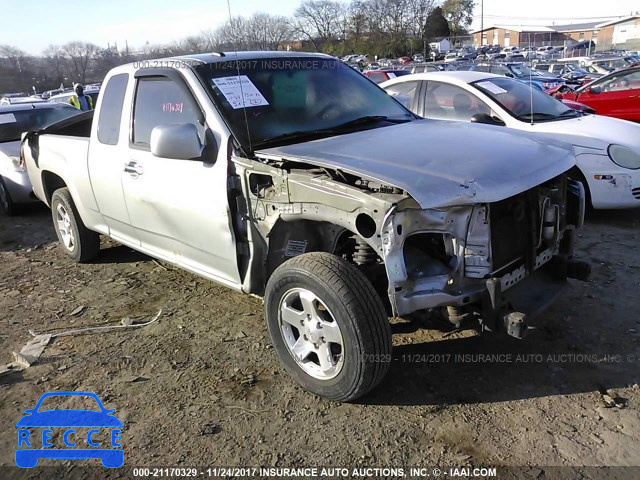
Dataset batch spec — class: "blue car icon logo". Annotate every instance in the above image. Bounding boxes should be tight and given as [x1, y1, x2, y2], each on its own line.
[15, 391, 123, 468]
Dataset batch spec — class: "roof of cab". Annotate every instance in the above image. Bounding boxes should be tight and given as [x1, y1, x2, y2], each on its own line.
[109, 51, 338, 77]
[173, 51, 334, 64]
[381, 70, 504, 88]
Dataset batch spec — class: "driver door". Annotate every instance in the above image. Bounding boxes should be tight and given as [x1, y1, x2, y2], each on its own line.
[122, 72, 241, 287]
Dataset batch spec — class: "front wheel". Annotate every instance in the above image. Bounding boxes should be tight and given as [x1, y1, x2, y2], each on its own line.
[265, 252, 392, 402]
[50, 187, 100, 263]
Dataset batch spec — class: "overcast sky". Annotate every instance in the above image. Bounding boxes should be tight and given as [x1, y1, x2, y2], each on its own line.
[2, 0, 640, 55]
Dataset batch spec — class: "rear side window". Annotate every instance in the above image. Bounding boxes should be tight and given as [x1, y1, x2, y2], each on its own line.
[132, 77, 204, 148]
[385, 80, 420, 110]
[97, 73, 129, 145]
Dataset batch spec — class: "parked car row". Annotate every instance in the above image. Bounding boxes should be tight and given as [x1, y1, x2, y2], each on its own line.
[0, 102, 82, 215]
[381, 69, 640, 209]
[1, 84, 101, 106]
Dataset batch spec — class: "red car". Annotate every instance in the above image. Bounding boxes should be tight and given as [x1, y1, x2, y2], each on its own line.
[560, 99, 596, 115]
[554, 66, 640, 122]
[364, 69, 411, 84]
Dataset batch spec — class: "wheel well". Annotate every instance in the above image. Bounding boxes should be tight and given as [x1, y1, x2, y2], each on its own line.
[41, 171, 67, 205]
[264, 220, 390, 313]
[265, 220, 347, 283]
[567, 167, 592, 209]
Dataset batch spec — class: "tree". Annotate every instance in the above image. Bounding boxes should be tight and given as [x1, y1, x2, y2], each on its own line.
[424, 6, 450, 40]
[61, 41, 99, 83]
[441, 0, 474, 39]
[205, 13, 290, 51]
[346, 0, 368, 49]
[408, 0, 436, 40]
[0, 45, 27, 92]
[293, 0, 345, 51]
[43, 45, 68, 87]
[247, 14, 291, 50]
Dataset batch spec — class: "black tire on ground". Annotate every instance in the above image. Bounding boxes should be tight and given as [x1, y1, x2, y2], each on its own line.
[0, 176, 16, 216]
[264, 252, 392, 402]
[50, 187, 100, 263]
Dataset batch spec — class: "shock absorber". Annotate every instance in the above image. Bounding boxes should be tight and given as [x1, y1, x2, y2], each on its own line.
[353, 236, 378, 266]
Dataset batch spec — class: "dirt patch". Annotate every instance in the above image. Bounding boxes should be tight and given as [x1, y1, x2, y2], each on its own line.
[1, 205, 639, 477]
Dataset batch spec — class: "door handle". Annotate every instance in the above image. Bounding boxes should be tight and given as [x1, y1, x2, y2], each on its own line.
[124, 161, 143, 176]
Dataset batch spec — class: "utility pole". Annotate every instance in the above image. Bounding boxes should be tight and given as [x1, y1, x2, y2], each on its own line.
[480, 0, 484, 45]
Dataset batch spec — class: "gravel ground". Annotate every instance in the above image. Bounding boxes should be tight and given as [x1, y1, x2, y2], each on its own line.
[1, 205, 639, 480]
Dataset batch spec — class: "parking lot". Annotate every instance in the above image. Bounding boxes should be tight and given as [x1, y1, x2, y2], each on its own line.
[1, 204, 639, 475]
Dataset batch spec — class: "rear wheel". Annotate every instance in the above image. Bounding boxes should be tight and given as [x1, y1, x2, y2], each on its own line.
[0, 176, 16, 216]
[265, 252, 392, 402]
[51, 187, 100, 263]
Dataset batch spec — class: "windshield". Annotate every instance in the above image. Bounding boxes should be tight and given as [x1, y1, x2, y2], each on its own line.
[563, 64, 586, 74]
[593, 58, 628, 71]
[0, 107, 80, 143]
[195, 57, 414, 151]
[472, 77, 578, 122]
[509, 64, 540, 77]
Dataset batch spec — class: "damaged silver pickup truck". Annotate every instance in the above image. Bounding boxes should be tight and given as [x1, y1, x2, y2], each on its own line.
[24, 52, 590, 401]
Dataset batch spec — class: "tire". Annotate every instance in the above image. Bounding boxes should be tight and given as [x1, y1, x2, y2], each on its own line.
[265, 252, 392, 402]
[50, 187, 100, 263]
[0, 176, 16, 216]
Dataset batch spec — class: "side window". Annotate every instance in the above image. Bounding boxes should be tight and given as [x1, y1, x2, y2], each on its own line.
[424, 82, 491, 121]
[491, 66, 511, 77]
[601, 71, 640, 92]
[132, 77, 204, 149]
[474, 65, 491, 73]
[385, 81, 420, 110]
[97, 73, 128, 145]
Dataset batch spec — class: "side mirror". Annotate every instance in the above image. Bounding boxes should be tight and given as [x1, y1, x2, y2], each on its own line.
[586, 86, 602, 94]
[471, 113, 505, 126]
[150, 124, 204, 160]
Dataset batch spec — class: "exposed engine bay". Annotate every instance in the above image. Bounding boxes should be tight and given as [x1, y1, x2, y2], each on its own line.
[230, 152, 589, 339]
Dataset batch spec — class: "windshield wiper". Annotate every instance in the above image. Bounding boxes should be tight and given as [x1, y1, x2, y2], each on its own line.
[330, 115, 411, 130]
[517, 112, 558, 121]
[252, 130, 333, 148]
[558, 108, 579, 118]
[252, 115, 411, 149]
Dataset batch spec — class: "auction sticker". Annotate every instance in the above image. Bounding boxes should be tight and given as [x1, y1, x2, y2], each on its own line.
[476, 81, 508, 95]
[211, 75, 269, 109]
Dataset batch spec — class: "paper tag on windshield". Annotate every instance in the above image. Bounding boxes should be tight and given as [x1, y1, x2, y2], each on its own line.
[0, 113, 16, 125]
[476, 81, 508, 95]
[211, 75, 269, 109]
